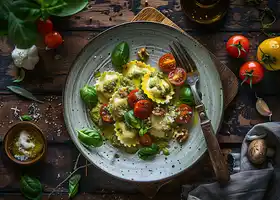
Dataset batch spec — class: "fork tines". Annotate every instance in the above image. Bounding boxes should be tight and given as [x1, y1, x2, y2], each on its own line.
[169, 41, 197, 73]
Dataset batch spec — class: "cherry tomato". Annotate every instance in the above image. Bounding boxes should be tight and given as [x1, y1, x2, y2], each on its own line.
[239, 61, 264, 88]
[226, 35, 250, 58]
[139, 134, 152, 146]
[175, 104, 193, 124]
[134, 100, 153, 119]
[45, 31, 63, 49]
[168, 68, 187, 86]
[159, 53, 177, 72]
[37, 18, 53, 35]
[127, 89, 144, 108]
[100, 104, 114, 123]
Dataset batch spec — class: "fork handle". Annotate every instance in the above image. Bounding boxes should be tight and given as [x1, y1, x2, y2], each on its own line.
[196, 105, 230, 185]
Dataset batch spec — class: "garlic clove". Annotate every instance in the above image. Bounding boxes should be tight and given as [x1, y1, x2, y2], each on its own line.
[256, 98, 272, 121]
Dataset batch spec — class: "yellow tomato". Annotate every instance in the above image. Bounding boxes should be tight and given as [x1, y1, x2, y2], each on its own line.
[257, 37, 280, 71]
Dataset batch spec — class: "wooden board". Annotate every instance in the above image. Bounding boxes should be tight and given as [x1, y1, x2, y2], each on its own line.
[132, 7, 239, 108]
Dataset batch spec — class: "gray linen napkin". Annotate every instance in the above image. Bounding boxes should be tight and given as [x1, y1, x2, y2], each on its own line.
[182, 122, 280, 200]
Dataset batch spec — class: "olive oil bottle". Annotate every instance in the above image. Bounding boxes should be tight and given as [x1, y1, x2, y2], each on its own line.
[180, 0, 230, 25]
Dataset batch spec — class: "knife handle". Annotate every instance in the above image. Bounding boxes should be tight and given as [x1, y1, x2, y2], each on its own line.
[196, 105, 230, 185]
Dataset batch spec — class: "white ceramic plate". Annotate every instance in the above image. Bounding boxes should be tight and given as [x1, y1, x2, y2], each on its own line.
[63, 22, 224, 182]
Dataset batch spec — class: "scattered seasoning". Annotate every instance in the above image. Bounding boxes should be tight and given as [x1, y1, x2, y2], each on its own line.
[11, 107, 20, 118]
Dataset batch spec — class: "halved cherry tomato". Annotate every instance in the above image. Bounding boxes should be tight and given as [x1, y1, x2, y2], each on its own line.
[159, 53, 177, 72]
[37, 18, 53, 35]
[127, 89, 145, 108]
[168, 68, 187, 86]
[100, 104, 114, 123]
[175, 104, 193, 124]
[134, 100, 153, 119]
[239, 61, 264, 88]
[45, 31, 63, 49]
[226, 35, 250, 58]
[139, 134, 152, 146]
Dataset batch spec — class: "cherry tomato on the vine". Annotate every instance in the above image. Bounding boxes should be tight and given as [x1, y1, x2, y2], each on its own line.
[159, 53, 177, 72]
[139, 134, 152, 146]
[226, 35, 250, 58]
[239, 61, 264, 88]
[127, 89, 145, 108]
[134, 100, 153, 119]
[168, 68, 187, 86]
[175, 104, 193, 124]
[100, 104, 114, 123]
[45, 31, 63, 49]
[37, 18, 53, 35]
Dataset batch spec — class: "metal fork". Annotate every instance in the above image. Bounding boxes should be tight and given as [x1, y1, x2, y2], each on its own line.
[169, 41, 230, 185]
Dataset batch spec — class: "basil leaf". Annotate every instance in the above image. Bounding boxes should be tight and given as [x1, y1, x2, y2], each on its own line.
[7, 86, 44, 104]
[77, 128, 103, 147]
[20, 175, 42, 200]
[0, 0, 11, 20]
[8, 12, 38, 49]
[80, 85, 98, 108]
[111, 42, 129, 69]
[139, 127, 148, 136]
[49, 0, 88, 17]
[13, 68, 25, 83]
[138, 144, 159, 160]
[179, 86, 195, 106]
[11, 0, 41, 21]
[40, 0, 67, 17]
[20, 115, 33, 121]
[124, 110, 141, 129]
[68, 174, 81, 198]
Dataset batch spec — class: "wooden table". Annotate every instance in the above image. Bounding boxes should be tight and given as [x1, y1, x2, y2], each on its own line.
[1, 0, 280, 199]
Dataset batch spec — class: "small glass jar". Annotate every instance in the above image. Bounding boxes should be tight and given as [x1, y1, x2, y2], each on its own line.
[180, 0, 230, 25]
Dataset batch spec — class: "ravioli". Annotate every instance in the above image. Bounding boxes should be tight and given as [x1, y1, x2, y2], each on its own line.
[123, 60, 155, 88]
[142, 72, 174, 104]
[150, 114, 174, 138]
[109, 87, 130, 121]
[115, 121, 139, 147]
[95, 71, 133, 103]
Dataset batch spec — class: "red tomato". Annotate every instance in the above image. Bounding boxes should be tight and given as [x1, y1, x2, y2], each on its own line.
[100, 104, 114, 123]
[139, 134, 152, 146]
[168, 68, 187, 86]
[37, 18, 53, 35]
[134, 100, 153, 119]
[175, 104, 193, 124]
[45, 31, 63, 49]
[239, 61, 264, 88]
[127, 89, 144, 108]
[159, 53, 177, 72]
[226, 35, 250, 58]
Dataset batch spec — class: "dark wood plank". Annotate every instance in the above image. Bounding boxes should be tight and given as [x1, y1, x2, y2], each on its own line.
[0, 193, 180, 200]
[0, 95, 68, 143]
[52, 0, 280, 32]
[0, 143, 218, 194]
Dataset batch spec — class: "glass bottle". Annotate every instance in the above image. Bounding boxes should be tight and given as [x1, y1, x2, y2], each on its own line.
[180, 0, 230, 25]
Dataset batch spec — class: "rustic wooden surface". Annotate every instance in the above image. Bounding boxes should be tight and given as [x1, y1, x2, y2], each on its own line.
[1, 0, 280, 199]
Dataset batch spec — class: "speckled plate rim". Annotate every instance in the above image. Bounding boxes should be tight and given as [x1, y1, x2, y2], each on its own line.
[63, 21, 224, 183]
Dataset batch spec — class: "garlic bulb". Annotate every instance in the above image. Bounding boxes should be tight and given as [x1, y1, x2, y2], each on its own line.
[11, 45, 39, 70]
[256, 98, 272, 121]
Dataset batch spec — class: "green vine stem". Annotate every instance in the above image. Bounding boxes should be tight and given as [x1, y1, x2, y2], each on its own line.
[259, 48, 277, 70]
[47, 163, 92, 199]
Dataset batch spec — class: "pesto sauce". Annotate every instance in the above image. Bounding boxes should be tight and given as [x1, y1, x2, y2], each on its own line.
[10, 130, 44, 162]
